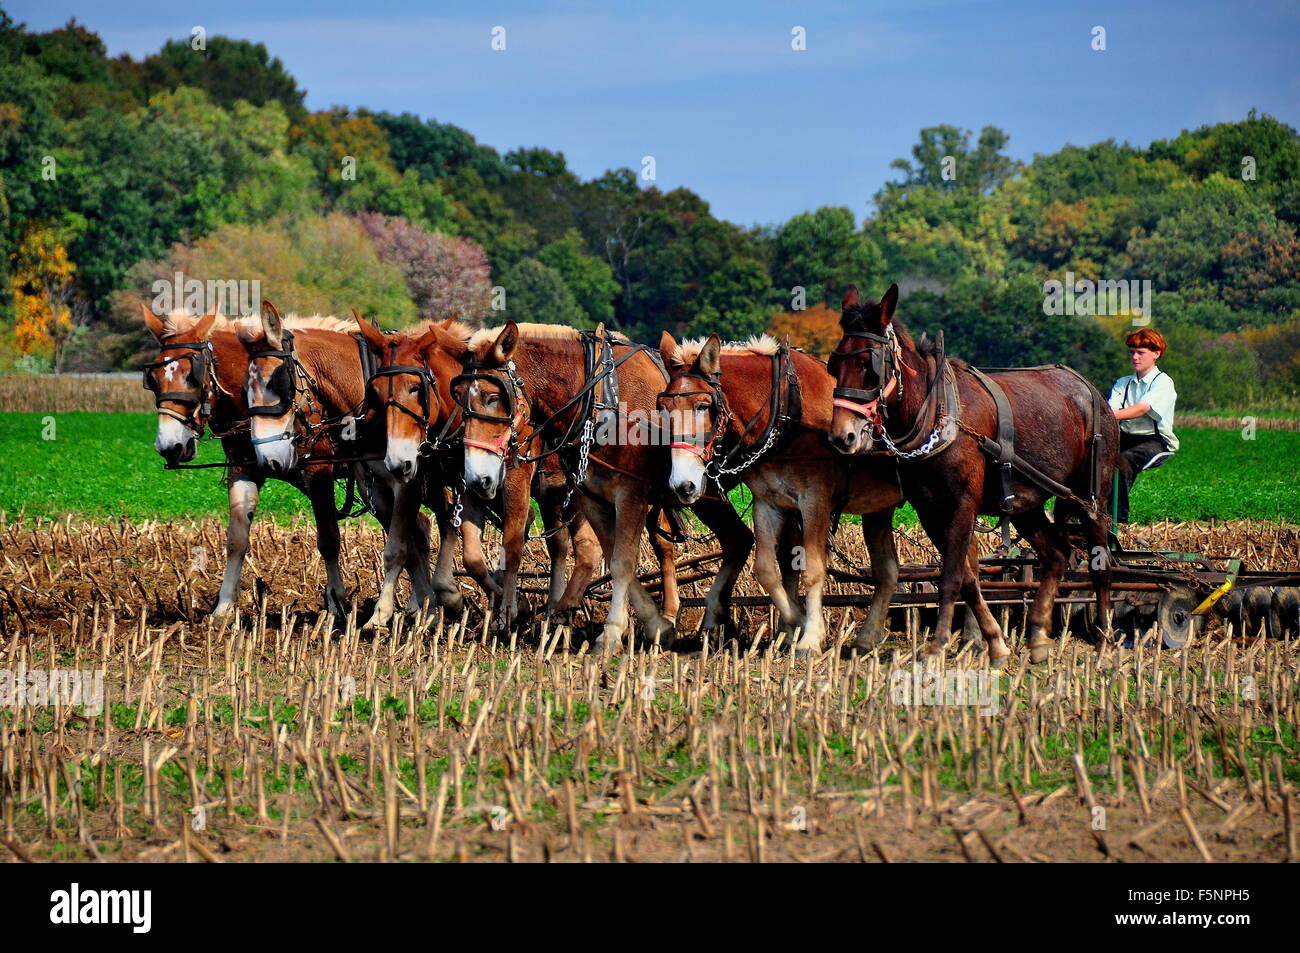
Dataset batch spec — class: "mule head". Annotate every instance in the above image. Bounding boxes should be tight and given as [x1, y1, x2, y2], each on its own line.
[657, 331, 723, 505]
[243, 299, 299, 474]
[363, 315, 467, 483]
[141, 302, 220, 465]
[459, 321, 521, 500]
[828, 283, 899, 455]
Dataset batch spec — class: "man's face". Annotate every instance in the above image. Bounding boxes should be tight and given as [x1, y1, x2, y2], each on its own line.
[1129, 346, 1158, 377]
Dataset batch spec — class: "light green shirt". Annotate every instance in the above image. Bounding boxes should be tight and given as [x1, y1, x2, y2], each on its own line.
[1108, 366, 1178, 452]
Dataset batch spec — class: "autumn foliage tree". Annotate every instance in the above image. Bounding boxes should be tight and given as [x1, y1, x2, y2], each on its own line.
[356, 212, 491, 324]
[11, 225, 83, 371]
[767, 303, 843, 359]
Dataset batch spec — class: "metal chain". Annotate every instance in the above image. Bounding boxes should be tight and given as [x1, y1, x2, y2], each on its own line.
[708, 415, 783, 482]
[562, 414, 597, 512]
[875, 413, 949, 461]
[450, 480, 465, 529]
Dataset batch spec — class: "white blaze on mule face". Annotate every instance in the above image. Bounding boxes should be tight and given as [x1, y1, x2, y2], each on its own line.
[464, 447, 504, 499]
[154, 414, 196, 461]
[245, 376, 297, 472]
[668, 447, 706, 504]
[385, 433, 421, 482]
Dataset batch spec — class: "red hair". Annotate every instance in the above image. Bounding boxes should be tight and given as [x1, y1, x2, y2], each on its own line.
[1125, 328, 1166, 355]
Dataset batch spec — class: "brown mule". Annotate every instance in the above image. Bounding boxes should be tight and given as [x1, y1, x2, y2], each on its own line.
[657, 331, 903, 655]
[459, 322, 754, 652]
[141, 302, 431, 621]
[827, 284, 1119, 665]
[355, 317, 602, 633]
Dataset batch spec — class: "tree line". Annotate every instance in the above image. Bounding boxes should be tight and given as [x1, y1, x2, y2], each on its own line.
[2, 15, 1298, 410]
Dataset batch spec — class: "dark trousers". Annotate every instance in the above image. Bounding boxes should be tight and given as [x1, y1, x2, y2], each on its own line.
[1116, 432, 1169, 523]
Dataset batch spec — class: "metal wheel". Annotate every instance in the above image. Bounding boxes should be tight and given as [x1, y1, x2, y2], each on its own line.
[1271, 587, 1299, 640]
[1216, 588, 1246, 636]
[1156, 586, 1200, 649]
[1243, 587, 1276, 639]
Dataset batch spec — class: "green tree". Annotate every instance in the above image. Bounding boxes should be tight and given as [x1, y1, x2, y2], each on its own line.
[497, 258, 586, 327]
[771, 206, 884, 307]
[538, 229, 619, 325]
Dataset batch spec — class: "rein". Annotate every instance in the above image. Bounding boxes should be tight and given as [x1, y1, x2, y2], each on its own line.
[658, 343, 802, 484]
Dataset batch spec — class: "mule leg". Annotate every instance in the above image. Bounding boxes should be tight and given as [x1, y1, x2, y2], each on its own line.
[1010, 507, 1070, 664]
[752, 501, 805, 643]
[853, 509, 900, 652]
[305, 468, 347, 617]
[792, 496, 833, 656]
[692, 496, 755, 639]
[916, 500, 979, 661]
[362, 479, 424, 630]
[212, 474, 263, 621]
[648, 510, 679, 620]
[425, 487, 464, 612]
[958, 543, 1010, 665]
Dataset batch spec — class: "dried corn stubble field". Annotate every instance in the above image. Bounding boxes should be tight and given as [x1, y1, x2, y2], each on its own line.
[0, 515, 1298, 863]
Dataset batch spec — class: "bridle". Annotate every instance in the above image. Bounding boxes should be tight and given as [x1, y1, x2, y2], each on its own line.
[657, 368, 730, 464]
[142, 340, 217, 431]
[246, 330, 316, 449]
[367, 334, 462, 456]
[828, 325, 910, 431]
[452, 359, 529, 462]
[658, 343, 800, 483]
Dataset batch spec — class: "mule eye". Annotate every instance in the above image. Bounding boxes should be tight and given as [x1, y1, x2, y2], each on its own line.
[408, 385, 420, 397]
[486, 393, 499, 405]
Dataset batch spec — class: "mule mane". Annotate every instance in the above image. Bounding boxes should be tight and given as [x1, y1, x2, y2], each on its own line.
[467, 322, 586, 352]
[673, 334, 778, 365]
[232, 313, 360, 344]
[387, 318, 474, 355]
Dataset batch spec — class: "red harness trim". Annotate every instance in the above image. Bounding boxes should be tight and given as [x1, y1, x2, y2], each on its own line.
[833, 375, 898, 424]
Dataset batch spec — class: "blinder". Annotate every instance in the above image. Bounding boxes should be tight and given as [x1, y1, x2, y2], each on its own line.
[829, 328, 902, 426]
[370, 362, 438, 429]
[142, 342, 213, 424]
[452, 365, 518, 424]
[657, 370, 729, 459]
[246, 331, 301, 419]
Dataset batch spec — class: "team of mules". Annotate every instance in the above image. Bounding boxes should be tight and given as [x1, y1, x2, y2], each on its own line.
[141, 284, 1119, 664]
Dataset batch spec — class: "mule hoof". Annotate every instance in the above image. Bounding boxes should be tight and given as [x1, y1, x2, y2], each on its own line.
[645, 619, 677, 650]
[210, 602, 233, 623]
[1028, 642, 1051, 664]
[988, 655, 1009, 671]
[853, 626, 889, 653]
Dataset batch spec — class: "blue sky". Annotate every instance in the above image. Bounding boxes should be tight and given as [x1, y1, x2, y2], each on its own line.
[9, 0, 1300, 227]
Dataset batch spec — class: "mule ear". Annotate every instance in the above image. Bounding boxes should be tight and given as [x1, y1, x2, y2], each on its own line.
[490, 321, 519, 365]
[879, 283, 899, 323]
[841, 284, 861, 311]
[439, 314, 458, 330]
[416, 323, 440, 355]
[140, 302, 166, 341]
[698, 333, 722, 376]
[659, 330, 680, 369]
[193, 302, 220, 341]
[261, 299, 284, 348]
[356, 311, 386, 351]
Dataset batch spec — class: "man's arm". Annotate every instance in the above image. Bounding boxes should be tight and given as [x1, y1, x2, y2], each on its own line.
[1114, 401, 1152, 421]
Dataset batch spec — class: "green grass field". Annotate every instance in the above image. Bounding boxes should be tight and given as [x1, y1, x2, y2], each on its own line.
[1, 411, 1297, 524]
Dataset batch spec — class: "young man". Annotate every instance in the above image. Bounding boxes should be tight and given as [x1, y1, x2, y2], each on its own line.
[1108, 328, 1178, 523]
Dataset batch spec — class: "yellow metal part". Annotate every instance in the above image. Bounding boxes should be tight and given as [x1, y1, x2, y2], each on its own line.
[1193, 578, 1234, 616]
